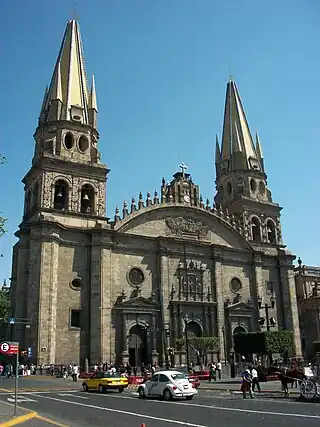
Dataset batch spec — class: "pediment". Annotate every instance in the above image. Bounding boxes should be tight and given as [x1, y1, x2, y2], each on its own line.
[114, 205, 252, 251]
[116, 296, 160, 309]
[226, 301, 255, 311]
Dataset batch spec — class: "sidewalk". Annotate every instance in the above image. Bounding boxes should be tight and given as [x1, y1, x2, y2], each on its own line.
[0, 401, 37, 426]
[199, 378, 301, 394]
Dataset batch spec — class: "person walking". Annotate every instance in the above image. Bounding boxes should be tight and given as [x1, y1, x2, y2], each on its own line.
[216, 361, 222, 380]
[241, 366, 253, 399]
[251, 366, 261, 393]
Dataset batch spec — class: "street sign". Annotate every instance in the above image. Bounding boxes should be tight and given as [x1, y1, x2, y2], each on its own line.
[8, 317, 16, 324]
[0, 341, 19, 355]
[27, 347, 32, 358]
[0, 342, 10, 353]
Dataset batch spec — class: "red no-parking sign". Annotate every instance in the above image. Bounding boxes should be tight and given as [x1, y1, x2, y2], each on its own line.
[0, 341, 19, 355]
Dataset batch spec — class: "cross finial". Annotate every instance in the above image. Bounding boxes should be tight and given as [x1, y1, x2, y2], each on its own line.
[71, 1, 79, 20]
[179, 162, 188, 177]
[228, 65, 234, 82]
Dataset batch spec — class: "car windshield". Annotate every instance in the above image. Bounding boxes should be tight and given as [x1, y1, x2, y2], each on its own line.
[170, 373, 186, 381]
[102, 372, 119, 378]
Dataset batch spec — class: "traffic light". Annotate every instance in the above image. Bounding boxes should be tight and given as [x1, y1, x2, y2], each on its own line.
[168, 347, 174, 356]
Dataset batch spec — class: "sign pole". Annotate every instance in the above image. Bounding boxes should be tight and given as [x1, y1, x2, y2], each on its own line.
[14, 344, 19, 416]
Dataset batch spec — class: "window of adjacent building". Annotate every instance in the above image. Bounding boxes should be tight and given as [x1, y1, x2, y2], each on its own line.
[70, 309, 81, 328]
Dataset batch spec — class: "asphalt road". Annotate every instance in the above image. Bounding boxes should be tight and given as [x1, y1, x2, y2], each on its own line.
[0, 381, 320, 427]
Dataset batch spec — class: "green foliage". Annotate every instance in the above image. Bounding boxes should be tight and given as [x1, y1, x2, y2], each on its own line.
[312, 341, 320, 354]
[175, 336, 219, 352]
[0, 288, 10, 323]
[234, 330, 294, 355]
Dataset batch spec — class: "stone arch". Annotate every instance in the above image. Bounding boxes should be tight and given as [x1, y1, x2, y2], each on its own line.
[266, 218, 277, 244]
[250, 215, 261, 243]
[24, 190, 31, 216]
[80, 183, 96, 214]
[32, 182, 39, 209]
[127, 321, 150, 367]
[233, 325, 247, 335]
[185, 320, 203, 338]
[53, 179, 69, 211]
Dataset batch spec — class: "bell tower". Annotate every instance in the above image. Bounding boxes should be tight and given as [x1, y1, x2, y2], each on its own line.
[214, 80, 283, 246]
[23, 19, 109, 222]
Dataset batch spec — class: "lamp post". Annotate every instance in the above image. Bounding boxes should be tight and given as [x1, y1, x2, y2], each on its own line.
[221, 326, 227, 365]
[183, 314, 190, 371]
[257, 294, 276, 331]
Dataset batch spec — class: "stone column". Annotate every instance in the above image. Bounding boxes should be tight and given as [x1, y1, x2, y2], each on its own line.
[33, 238, 59, 365]
[213, 248, 226, 363]
[253, 252, 263, 330]
[279, 253, 302, 357]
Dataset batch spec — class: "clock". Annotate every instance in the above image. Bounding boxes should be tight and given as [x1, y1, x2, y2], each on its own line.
[183, 195, 190, 203]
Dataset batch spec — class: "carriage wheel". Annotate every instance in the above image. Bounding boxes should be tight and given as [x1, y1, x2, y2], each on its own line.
[300, 379, 317, 400]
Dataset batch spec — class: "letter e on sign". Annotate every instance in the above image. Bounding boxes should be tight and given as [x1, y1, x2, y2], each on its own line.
[0, 342, 10, 354]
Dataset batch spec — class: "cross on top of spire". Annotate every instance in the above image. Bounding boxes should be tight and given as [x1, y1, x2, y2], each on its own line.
[179, 162, 188, 177]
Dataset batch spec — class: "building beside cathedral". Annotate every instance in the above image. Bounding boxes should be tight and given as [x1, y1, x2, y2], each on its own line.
[10, 20, 302, 367]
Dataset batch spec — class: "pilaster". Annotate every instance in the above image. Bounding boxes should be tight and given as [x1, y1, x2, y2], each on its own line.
[213, 247, 226, 362]
[279, 253, 302, 357]
[90, 245, 102, 363]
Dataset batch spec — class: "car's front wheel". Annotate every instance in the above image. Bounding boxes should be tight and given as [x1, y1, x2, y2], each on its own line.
[82, 383, 89, 392]
[138, 387, 146, 399]
[163, 389, 173, 401]
[186, 395, 193, 400]
[98, 384, 105, 394]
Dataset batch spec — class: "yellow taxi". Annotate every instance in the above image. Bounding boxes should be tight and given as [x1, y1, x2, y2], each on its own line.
[82, 371, 128, 393]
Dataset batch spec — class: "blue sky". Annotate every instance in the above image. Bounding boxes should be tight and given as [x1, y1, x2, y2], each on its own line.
[0, 0, 319, 282]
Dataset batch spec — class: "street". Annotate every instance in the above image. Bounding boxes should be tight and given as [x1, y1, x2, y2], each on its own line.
[0, 377, 320, 427]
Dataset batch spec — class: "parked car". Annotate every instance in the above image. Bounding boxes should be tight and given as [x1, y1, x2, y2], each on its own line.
[137, 370, 198, 401]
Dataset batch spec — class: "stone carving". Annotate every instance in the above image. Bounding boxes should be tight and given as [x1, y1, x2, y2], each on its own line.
[165, 217, 209, 239]
[42, 173, 53, 209]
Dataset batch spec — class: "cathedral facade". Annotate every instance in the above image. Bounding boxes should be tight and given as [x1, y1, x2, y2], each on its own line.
[10, 20, 301, 367]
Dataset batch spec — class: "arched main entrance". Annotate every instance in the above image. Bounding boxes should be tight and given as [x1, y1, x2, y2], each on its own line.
[233, 325, 247, 363]
[186, 321, 202, 365]
[128, 324, 149, 368]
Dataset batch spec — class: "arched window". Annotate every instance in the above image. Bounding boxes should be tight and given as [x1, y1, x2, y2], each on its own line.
[54, 180, 69, 210]
[25, 191, 31, 215]
[266, 220, 277, 244]
[185, 321, 202, 339]
[32, 182, 39, 209]
[251, 217, 261, 242]
[80, 184, 95, 213]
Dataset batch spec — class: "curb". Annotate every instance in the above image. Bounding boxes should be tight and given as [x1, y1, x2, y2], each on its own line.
[0, 411, 38, 427]
[199, 386, 300, 394]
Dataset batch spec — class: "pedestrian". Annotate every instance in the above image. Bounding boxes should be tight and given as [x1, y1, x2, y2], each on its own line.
[208, 363, 216, 382]
[216, 361, 222, 380]
[251, 366, 261, 393]
[241, 366, 253, 399]
[72, 364, 79, 382]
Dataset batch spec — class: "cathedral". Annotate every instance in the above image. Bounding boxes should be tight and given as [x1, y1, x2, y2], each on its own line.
[10, 20, 302, 367]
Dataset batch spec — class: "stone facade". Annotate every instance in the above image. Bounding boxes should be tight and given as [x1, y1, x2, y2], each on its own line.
[295, 261, 320, 360]
[9, 19, 302, 367]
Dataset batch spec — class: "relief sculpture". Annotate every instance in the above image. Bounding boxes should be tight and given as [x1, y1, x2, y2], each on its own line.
[165, 216, 209, 239]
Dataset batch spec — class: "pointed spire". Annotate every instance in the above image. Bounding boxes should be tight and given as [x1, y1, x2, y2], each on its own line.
[220, 80, 262, 172]
[41, 20, 91, 125]
[39, 86, 48, 122]
[51, 62, 63, 101]
[89, 75, 98, 111]
[215, 135, 220, 164]
[255, 130, 263, 159]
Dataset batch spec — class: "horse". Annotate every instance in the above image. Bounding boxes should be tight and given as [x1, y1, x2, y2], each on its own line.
[275, 367, 306, 398]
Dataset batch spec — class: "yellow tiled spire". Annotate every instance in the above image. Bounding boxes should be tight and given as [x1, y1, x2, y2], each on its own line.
[41, 20, 94, 125]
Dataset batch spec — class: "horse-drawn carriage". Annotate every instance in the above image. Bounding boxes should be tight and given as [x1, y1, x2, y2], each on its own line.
[299, 367, 320, 401]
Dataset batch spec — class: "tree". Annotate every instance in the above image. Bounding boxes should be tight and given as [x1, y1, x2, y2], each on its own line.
[175, 336, 219, 365]
[234, 330, 295, 356]
[0, 287, 10, 323]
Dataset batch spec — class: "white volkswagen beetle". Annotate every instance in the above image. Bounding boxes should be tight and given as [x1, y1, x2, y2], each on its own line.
[137, 370, 198, 401]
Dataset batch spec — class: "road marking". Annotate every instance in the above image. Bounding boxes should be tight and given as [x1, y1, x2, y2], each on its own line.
[35, 414, 69, 426]
[29, 394, 217, 427]
[95, 392, 320, 419]
[57, 393, 88, 399]
[7, 395, 37, 403]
